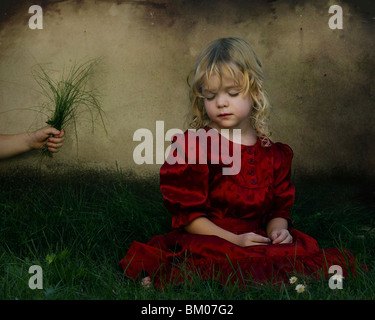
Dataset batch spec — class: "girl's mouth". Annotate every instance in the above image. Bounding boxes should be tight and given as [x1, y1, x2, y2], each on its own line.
[218, 113, 232, 118]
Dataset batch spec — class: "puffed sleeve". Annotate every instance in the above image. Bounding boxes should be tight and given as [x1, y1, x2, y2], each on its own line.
[160, 131, 211, 229]
[266, 142, 295, 227]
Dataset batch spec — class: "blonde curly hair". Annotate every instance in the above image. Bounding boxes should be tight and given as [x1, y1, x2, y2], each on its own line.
[187, 37, 272, 146]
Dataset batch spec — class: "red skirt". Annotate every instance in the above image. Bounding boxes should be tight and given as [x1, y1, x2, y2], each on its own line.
[119, 220, 360, 288]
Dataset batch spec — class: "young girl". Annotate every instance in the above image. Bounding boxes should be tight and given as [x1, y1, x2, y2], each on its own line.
[120, 37, 358, 288]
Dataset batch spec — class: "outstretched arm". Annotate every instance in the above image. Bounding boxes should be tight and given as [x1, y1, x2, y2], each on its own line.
[0, 126, 65, 159]
[185, 216, 271, 247]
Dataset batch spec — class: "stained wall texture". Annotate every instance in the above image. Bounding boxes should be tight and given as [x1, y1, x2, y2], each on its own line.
[0, 0, 374, 179]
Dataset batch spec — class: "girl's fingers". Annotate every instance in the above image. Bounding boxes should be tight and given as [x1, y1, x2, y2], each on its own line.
[249, 233, 271, 243]
[269, 231, 281, 243]
[272, 235, 284, 244]
[280, 234, 293, 244]
[238, 232, 271, 247]
[274, 232, 293, 244]
[271, 230, 290, 244]
[251, 241, 271, 246]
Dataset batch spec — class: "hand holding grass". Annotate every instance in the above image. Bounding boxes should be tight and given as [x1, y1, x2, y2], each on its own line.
[29, 126, 65, 153]
[33, 58, 106, 157]
[0, 125, 64, 159]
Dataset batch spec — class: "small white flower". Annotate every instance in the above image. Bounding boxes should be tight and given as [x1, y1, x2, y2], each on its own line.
[295, 284, 305, 293]
[141, 276, 152, 289]
[289, 276, 298, 284]
[331, 274, 344, 281]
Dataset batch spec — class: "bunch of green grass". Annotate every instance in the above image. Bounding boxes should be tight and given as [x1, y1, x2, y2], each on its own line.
[33, 59, 106, 157]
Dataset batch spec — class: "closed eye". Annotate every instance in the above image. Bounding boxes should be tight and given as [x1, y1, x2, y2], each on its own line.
[204, 94, 216, 101]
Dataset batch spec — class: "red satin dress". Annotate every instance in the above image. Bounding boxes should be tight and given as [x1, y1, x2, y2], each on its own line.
[119, 127, 358, 288]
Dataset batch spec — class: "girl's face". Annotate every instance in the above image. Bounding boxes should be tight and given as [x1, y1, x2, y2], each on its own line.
[202, 69, 253, 133]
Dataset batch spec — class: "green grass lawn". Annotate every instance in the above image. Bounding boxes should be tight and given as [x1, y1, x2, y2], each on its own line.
[0, 170, 374, 300]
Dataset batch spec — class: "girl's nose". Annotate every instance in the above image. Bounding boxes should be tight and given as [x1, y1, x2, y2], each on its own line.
[216, 93, 228, 108]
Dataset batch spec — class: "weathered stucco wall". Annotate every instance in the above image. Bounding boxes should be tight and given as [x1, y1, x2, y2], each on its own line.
[0, 0, 374, 179]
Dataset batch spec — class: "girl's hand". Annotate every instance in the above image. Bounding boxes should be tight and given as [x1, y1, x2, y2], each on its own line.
[268, 229, 293, 244]
[236, 232, 271, 247]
